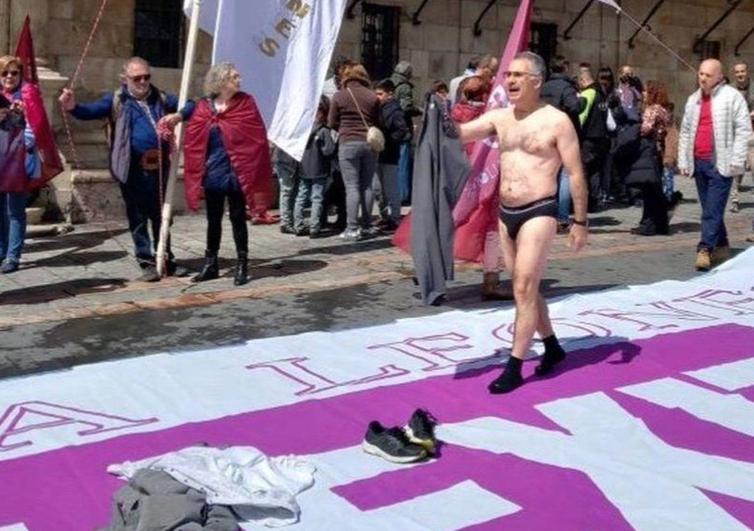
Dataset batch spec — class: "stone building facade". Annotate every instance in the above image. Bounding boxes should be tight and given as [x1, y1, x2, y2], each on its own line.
[1, 0, 754, 221]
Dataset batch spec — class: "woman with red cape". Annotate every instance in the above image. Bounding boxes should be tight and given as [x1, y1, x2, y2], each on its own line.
[163, 62, 273, 286]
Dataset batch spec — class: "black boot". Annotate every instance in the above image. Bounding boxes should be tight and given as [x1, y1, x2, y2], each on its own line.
[192, 251, 219, 283]
[234, 252, 249, 286]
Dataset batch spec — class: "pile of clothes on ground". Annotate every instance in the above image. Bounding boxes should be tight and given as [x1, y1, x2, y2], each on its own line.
[102, 446, 316, 530]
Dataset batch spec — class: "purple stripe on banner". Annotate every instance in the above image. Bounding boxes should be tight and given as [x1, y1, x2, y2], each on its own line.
[0, 324, 753, 530]
[333, 446, 633, 530]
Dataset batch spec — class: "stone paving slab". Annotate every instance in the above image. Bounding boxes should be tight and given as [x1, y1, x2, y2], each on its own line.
[1, 176, 753, 329]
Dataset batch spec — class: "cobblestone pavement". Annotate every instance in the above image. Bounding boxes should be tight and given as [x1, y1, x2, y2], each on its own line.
[1, 176, 753, 376]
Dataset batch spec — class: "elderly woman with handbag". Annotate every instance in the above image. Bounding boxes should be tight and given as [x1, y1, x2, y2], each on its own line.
[328, 63, 382, 241]
[0, 55, 48, 274]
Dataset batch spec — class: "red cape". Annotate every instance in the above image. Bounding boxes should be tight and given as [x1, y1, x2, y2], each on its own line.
[183, 93, 273, 214]
[22, 82, 64, 189]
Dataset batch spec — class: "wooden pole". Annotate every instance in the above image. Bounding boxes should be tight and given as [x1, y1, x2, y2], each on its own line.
[156, 0, 203, 276]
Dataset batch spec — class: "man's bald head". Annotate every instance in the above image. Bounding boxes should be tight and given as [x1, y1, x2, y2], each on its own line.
[698, 59, 724, 94]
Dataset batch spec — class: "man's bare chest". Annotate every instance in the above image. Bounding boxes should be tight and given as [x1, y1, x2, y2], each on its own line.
[498, 123, 557, 155]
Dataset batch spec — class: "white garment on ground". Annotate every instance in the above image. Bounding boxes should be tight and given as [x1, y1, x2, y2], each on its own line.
[108, 446, 316, 528]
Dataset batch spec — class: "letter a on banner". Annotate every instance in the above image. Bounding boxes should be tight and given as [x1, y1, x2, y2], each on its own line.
[184, 0, 349, 160]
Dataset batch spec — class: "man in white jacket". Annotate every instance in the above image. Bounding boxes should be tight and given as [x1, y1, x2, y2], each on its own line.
[678, 59, 752, 271]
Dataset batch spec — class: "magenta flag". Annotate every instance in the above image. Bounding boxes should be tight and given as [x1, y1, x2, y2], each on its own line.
[452, 0, 533, 263]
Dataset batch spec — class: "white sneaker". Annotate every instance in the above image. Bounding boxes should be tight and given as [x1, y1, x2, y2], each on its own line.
[339, 228, 362, 241]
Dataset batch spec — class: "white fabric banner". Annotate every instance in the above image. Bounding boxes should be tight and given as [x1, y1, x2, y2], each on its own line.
[183, 0, 348, 160]
[596, 0, 621, 9]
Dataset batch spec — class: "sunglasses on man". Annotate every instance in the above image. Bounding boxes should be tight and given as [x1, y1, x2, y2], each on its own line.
[1, 70, 20, 78]
[128, 74, 151, 83]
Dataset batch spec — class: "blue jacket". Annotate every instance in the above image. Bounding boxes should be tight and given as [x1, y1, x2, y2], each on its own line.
[203, 124, 241, 192]
[71, 86, 193, 155]
[379, 98, 410, 165]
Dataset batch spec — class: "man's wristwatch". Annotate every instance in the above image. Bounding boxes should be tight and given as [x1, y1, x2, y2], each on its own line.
[572, 218, 588, 227]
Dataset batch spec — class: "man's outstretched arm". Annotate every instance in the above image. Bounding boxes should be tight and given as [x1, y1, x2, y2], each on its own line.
[456, 109, 499, 144]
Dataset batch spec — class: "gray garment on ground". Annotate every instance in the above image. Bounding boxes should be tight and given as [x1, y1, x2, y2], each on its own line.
[410, 95, 471, 305]
[339, 141, 377, 231]
[104, 469, 238, 531]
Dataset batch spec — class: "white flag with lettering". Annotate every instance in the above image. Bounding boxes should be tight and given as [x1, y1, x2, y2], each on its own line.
[183, 0, 348, 160]
[595, 0, 621, 9]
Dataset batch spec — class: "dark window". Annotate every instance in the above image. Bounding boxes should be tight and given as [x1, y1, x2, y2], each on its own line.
[133, 0, 185, 68]
[529, 23, 558, 68]
[698, 40, 721, 60]
[361, 3, 400, 82]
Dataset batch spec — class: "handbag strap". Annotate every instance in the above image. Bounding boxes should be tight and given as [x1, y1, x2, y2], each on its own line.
[346, 86, 370, 130]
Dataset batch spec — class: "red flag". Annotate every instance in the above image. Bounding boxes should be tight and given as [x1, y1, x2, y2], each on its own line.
[15, 16, 38, 84]
[451, 0, 533, 263]
[14, 15, 63, 186]
[394, 0, 533, 263]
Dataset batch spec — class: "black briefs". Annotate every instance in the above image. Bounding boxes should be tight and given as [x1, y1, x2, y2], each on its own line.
[499, 195, 558, 240]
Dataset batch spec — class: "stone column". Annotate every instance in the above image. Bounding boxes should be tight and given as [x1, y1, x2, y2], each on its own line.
[9, 0, 49, 59]
[0, 0, 10, 54]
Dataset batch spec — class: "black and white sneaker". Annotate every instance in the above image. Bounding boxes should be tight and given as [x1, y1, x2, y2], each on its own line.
[404, 409, 438, 455]
[362, 421, 427, 463]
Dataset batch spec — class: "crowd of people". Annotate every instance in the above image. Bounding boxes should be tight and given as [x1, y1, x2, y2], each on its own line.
[0, 49, 751, 288]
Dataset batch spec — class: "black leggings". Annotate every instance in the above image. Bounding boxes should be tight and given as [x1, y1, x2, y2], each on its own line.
[205, 188, 248, 255]
[636, 182, 669, 234]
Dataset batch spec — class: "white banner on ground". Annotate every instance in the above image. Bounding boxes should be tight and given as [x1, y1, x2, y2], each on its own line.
[2, 250, 754, 461]
[183, 0, 348, 160]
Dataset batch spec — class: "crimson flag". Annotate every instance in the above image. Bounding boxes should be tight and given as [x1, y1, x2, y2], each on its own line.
[14, 15, 64, 186]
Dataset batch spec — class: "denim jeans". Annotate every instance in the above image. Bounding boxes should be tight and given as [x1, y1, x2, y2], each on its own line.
[693, 159, 732, 251]
[275, 157, 301, 228]
[294, 177, 327, 232]
[339, 141, 376, 231]
[373, 163, 401, 223]
[397, 141, 413, 203]
[0, 192, 28, 264]
[557, 168, 571, 223]
[120, 167, 172, 268]
[662, 167, 675, 201]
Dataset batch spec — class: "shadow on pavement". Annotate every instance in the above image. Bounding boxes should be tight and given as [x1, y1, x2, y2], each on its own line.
[30, 250, 129, 268]
[0, 277, 128, 305]
[670, 222, 701, 234]
[439, 278, 618, 310]
[24, 228, 129, 253]
[179, 257, 329, 280]
[295, 236, 394, 256]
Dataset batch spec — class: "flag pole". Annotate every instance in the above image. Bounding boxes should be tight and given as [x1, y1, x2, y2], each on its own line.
[599, 1, 696, 72]
[156, 0, 203, 276]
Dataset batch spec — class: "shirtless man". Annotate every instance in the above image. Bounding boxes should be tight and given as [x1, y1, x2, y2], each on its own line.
[458, 51, 589, 393]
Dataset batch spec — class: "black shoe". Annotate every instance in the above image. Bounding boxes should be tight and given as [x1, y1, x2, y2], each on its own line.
[630, 226, 657, 236]
[192, 252, 219, 283]
[488, 367, 523, 394]
[166, 261, 190, 277]
[404, 409, 438, 455]
[280, 224, 295, 234]
[362, 421, 427, 463]
[309, 229, 323, 239]
[137, 265, 160, 282]
[1, 260, 19, 274]
[234, 252, 249, 286]
[294, 227, 309, 237]
[535, 346, 566, 376]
